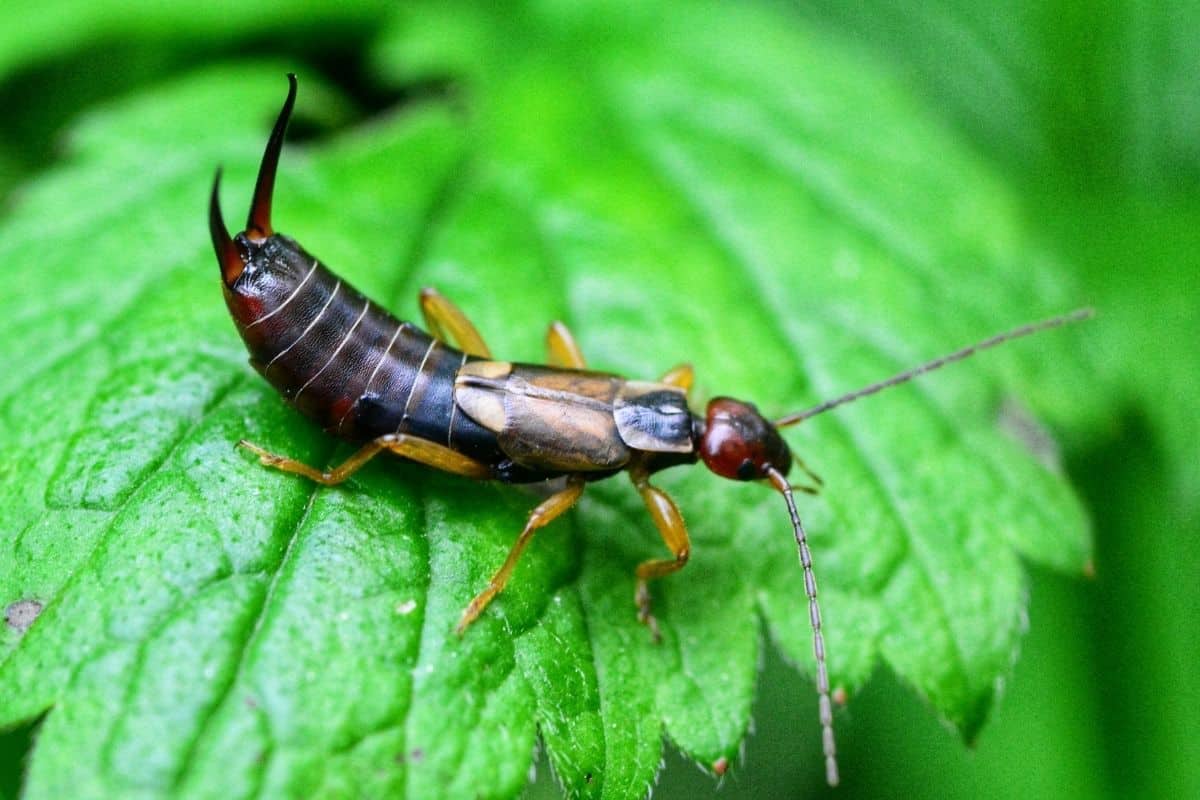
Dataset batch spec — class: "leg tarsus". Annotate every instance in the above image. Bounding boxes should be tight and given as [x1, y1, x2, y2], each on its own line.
[635, 580, 662, 643]
[236, 434, 357, 484]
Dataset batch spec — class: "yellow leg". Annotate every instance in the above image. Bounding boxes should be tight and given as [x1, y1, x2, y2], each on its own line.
[238, 433, 492, 484]
[419, 287, 492, 358]
[456, 476, 586, 633]
[629, 464, 691, 642]
[546, 321, 587, 369]
[659, 363, 694, 393]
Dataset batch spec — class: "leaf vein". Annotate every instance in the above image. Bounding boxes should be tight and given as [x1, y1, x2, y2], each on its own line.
[168, 483, 325, 792]
[0, 373, 245, 681]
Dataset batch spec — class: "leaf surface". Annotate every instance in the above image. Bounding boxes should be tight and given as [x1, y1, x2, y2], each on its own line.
[0, 3, 1093, 798]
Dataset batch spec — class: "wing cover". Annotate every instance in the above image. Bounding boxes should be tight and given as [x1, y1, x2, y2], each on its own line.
[455, 362, 631, 471]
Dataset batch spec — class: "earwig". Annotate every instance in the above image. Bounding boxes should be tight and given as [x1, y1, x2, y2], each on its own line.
[209, 75, 1093, 787]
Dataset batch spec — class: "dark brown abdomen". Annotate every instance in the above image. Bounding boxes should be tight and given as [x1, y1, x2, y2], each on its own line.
[228, 236, 503, 465]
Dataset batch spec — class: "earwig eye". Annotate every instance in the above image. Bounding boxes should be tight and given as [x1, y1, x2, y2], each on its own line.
[736, 459, 757, 480]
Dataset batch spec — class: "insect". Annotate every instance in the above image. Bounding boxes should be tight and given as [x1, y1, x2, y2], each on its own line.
[208, 75, 1091, 786]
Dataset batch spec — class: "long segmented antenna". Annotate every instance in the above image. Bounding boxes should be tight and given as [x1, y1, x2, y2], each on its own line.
[775, 308, 1094, 428]
[766, 466, 838, 787]
[246, 72, 298, 241]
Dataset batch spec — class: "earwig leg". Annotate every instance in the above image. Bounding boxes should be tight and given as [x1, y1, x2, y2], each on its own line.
[238, 433, 491, 485]
[379, 434, 493, 479]
[419, 287, 492, 358]
[546, 321, 587, 369]
[629, 466, 691, 642]
[456, 476, 586, 634]
[658, 363, 694, 394]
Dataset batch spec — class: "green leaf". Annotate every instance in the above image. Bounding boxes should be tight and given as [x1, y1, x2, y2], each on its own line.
[794, 0, 1200, 193]
[0, 2, 1093, 798]
[771, 4, 1199, 799]
[0, 2, 388, 82]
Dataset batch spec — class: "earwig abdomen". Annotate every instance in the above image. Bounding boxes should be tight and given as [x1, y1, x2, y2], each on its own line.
[224, 232, 503, 464]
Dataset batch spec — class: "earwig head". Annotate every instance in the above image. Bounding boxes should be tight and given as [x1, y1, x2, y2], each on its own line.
[699, 397, 792, 481]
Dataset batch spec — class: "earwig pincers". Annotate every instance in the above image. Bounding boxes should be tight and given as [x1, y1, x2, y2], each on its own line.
[210, 75, 1092, 787]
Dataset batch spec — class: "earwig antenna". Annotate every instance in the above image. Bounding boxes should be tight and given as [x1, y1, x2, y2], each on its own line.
[246, 72, 298, 241]
[766, 465, 838, 787]
[209, 168, 245, 285]
[775, 308, 1094, 428]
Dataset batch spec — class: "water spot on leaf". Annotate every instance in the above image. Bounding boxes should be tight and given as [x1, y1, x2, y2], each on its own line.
[4, 598, 43, 633]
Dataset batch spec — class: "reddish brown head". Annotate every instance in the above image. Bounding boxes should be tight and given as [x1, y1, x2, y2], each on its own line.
[698, 397, 792, 481]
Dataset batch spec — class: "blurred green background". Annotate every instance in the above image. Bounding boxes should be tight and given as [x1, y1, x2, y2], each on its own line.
[0, 1, 1195, 799]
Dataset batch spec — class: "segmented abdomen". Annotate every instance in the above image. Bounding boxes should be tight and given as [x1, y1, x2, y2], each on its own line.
[231, 238, 500, 463]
